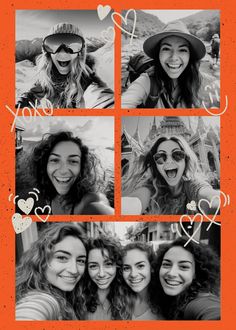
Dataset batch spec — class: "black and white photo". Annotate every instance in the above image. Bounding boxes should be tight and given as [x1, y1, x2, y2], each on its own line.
[16, 10, 114, 108]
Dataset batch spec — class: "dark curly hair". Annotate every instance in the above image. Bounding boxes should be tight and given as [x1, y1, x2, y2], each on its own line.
[153, 42, 202, 108]
[154, 236, 220, 319]
[16, 223, 87, 320]
[30, 131, 105, 207]
[81, 235, 130, 320]
[122, 241, 161, 317]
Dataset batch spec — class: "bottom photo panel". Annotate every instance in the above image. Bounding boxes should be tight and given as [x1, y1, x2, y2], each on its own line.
[16, 221, 220, 321]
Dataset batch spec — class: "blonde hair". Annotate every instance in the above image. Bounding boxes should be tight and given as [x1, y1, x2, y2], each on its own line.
[36, 44, 88, 107]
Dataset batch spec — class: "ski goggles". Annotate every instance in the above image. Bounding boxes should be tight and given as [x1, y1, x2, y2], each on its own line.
[153, 150, 186, 165]
[43, 33, 84, 54]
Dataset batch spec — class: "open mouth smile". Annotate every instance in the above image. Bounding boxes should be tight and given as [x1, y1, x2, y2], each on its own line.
[164, 279, 183, 286]
[57, 60, 71, 67]
[54, 176, 72, 184]
[59, 275, 78, 283]
[165, 169, 178, 178]
[129, 278, 144, 285]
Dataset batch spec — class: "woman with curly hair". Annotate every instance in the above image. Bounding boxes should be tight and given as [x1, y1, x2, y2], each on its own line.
[16, 22, 114, 109]
[122, 134, 219, 214]
[122, 242, 163, 320]
[26, 131, 114, 215]
[155, 236, 220, 320]
[16, 223, 87, 320]
[82, 236, 129, 320]
[122, 20, 218, 109]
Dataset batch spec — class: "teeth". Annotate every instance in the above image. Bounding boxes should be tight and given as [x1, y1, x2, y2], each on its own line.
[165, 279, 182, 286]
[168, 64, 181, 69]
[165, 169, 177, 178]
[55, 177, 71, 183]
[130, 279, 143, 284]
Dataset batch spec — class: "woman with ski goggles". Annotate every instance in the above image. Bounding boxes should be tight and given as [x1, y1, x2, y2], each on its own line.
[16, 22, 114, 108]
[121, 134, 220, 215]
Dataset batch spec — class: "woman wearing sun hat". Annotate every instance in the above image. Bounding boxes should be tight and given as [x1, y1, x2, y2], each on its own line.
[122, 20, 217, 109]
[16, 22, 114, 108]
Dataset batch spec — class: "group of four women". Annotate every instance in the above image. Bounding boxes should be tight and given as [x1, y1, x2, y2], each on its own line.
[16, 223, 220, 320]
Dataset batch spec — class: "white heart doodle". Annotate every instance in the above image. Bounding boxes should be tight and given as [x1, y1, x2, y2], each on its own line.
[101, 26, 115, 43]
[12, 213, 32, 234]
[186, 200, 197, 211]
[35, 205, 51, 222]
[198, 195, 221, 231]
[97, 5, 111, 20]
[17, 197, 34, 215]
[111, 9, 137, 44]
[179, 213, 203, 246]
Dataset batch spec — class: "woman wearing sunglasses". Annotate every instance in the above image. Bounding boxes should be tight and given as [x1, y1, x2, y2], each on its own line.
[122, 135, 220, 214]
[82, 236, 129, 320]
[16, 22, 114, 108]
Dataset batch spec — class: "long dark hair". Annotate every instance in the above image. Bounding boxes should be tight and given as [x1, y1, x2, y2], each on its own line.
[154, 236, 220, 319]
[16, 223, 87, 320]
[122, 241, 160, 316]
[31, 131, 104, 206]
[153, 42, 202, 107]
[82, 235, 130, 320]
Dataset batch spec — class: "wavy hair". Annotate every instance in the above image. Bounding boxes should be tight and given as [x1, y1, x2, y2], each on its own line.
[16, 223, 87, 320]
[122, 135, 205, 214]
[152, 41, 202, 108]
[122, 241, 160, 317]
[35, 40, 89, 108]
[82, 235, 130, 320]
[154, 236, 220, 319]
[30, 131, 105, 207]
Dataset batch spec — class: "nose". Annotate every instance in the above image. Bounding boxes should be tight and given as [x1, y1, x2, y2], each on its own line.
[58, 161, 69, 174]
[68, 260, 79, 274]
[130, 267, 138, 278]
[98, 266, 105, 277]
[167, 265, 178, 277]
[169, 49, 178, 61]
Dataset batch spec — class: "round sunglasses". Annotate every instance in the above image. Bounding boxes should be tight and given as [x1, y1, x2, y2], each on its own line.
[43, 33, 84, 54]
[153, 150, 186, 165]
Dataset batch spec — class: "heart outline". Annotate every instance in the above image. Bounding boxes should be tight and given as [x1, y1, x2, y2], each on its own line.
[35, 205, 51, 222]
[12, 213, 32, 234]
[97, 5, 111, 20]
[17, 197, 34, 215]
[179, 213, 203, 246]
[111, 9, 137, 44]
[198, 195, 221, 231]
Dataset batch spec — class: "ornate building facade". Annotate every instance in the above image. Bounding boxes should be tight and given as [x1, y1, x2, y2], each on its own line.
[121, 116, 220, 187]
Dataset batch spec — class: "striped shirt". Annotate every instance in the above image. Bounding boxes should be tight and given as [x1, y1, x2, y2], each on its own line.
[16, 291, 62, 320]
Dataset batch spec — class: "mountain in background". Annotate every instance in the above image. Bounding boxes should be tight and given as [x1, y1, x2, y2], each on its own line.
[122, 10, 220, 41]
[122, 10, 164, 39]
[181, 10, 220, 41]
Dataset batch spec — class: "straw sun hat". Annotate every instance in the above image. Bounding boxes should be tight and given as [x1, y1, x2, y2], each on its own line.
[143, 20, 206, 60]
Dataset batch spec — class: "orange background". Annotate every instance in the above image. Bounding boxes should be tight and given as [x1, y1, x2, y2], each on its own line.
[0, 0, 236, 329]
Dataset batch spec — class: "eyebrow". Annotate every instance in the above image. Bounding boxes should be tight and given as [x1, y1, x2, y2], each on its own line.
[49, 153, 81, 158]
[163, 258, 193, 264]
[157, 148, 182, 153]
[161, 42, 188, 47]
[54, 250, 86, 258]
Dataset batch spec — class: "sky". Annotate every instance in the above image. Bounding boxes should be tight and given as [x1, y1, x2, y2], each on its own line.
[143, 10, 202, 24]
[16, 10, 113, 40]
[16, 116, 114, 148]
[114, 222, 140, 240]
[122, 116, 220, 141]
